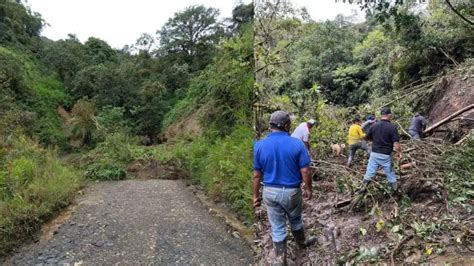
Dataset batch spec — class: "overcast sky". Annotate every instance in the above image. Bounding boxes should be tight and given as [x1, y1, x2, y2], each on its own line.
[292, 0, 364, 22]
[26, 0, 363, 49]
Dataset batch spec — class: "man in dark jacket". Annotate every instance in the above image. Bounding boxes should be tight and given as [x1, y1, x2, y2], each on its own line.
[363, 107, 403, 190]
[408, 112, 426, 139]
[253, 111, 317, 264]
[362, 114, 376, 133]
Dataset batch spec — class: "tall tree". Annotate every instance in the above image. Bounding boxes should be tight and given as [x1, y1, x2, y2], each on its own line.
[84, 37, 117, 64]
[227, 2, 254, 32]
[157, 5, 223, 69]
[134, 33, 155, 54]
[0, 0, 43, 46]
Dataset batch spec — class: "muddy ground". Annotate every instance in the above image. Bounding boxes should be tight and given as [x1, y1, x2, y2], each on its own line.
[4, 180, 252, 265]
[254, 152, 473, 265]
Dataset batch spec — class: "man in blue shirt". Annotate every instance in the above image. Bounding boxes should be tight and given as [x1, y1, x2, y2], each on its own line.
[253, 111, 317, 264]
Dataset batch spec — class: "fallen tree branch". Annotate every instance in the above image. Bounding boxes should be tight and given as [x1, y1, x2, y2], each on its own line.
[391, 235, 414, 266]
[312, 159, 359, 174]
[424, 104, 474, 135]
[403, 147, 417, 153]
[395, 121, 412, 139]
[378, 80, 436, 109]
[444, 0, 474, 25]
[438, 47, 459, 66]
[455, 133, 472, 146]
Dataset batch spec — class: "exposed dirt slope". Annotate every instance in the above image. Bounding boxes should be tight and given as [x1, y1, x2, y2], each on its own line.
[161, 108, 203, 143]
[427, 62, 474, 137]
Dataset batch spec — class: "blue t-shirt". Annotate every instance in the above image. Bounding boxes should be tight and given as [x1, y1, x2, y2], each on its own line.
[253, 131, 311, 188]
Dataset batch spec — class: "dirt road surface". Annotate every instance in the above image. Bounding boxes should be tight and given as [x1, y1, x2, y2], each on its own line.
[5, 180, 252, 265]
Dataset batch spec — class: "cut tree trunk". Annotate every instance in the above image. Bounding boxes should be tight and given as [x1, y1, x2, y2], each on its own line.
[424, 104, 474, 135]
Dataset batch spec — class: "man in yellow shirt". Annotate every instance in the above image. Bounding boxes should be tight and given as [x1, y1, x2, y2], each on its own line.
[347, 117, 370, 167]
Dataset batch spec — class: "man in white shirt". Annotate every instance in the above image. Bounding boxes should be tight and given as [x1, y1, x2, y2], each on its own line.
[291, 119, 317, 154]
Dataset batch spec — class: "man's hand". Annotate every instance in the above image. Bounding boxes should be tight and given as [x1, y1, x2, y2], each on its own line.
[397, 152, 403, 161]
[300, 167, 312, 201]
[303, 186, 312, 200]
[253, 197, 261, 208]
[253, 170, 262, 208]
[394, 142, 402, 161]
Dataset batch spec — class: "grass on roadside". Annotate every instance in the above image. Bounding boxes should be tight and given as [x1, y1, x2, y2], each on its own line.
[0, 136, 81, 257]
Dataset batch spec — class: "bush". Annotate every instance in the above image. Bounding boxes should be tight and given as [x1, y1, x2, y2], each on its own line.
[442, 138, 474, 205]
[0, 136, 81, 256]
[309, 97, 349, 158]
[83, 133, 132, 180]
[95, 106, 130, 141]
[170, 126, 254, 221]
[82, 132, 149, 181]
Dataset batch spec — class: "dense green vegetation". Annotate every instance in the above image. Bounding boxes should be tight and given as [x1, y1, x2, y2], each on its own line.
[1, 0, 254, 255]
[151, 22, 254, 220]
[255, 0, 472, 146]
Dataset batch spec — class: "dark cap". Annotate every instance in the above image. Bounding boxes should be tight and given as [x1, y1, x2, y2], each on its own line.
[269, 110, 290, 128]
[380, 107, 392, 115]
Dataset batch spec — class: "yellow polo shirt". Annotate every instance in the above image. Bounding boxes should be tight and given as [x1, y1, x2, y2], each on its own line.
[348, 124, 365, 145]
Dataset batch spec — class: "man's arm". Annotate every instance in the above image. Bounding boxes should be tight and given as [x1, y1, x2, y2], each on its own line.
[365, 127, 373, 141]
[304, 141, 311, 152]
[300, 167, 312, 200]
[421, 117, 427, 132]
[253, 170, 262, 207]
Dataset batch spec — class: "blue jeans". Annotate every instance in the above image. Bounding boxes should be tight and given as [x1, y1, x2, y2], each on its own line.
[263, 186, 303, 243]
[363, 152, 397, 184]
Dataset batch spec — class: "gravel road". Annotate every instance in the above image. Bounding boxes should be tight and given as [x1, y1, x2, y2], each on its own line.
[5, 180, 252, 265]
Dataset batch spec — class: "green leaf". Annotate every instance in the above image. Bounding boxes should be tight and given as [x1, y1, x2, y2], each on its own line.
[391, 225, 400, 233]
[360, 227, 367, 236]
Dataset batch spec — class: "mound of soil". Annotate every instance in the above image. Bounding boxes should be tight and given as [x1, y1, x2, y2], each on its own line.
[161, 109, 203, 143]
[126, 158, 188, 180]
[427, 63, 474, 137]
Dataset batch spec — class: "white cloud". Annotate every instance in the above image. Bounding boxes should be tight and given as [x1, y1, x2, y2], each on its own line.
[290, 0, 364, 22]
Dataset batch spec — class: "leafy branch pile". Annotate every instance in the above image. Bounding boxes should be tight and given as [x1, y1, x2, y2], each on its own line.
[255, 135, 473, 264]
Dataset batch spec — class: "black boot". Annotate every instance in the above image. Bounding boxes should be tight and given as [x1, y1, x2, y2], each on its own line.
[292, 228, 317, 249]
[273, 239, 287, 266]
[358, 179, 371, 193]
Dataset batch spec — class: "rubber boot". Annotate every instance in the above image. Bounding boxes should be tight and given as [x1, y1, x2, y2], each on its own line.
[357, 179, 371, 193]
[292, 228, 317, 249]
[273, 240, 287, 266]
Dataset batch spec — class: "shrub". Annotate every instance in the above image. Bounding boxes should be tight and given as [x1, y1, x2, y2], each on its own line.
[82, 132, 145, 181]
[442, 138, 474, 205]
[171, 126, 254, 221]
[310, 97, 349, 158]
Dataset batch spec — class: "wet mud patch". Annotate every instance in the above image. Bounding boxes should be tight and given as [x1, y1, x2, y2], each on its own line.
[255, 151, 473, 265]
[126, 158, 188, 180]
[40, 205, 76, 242]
